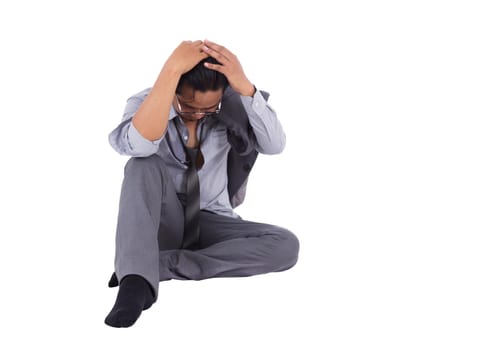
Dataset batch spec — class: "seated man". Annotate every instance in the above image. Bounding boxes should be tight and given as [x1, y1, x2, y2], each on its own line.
[105, 39, 299, 328]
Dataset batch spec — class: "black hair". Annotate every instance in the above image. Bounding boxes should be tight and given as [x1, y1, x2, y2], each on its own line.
[176, 57, 229, 94]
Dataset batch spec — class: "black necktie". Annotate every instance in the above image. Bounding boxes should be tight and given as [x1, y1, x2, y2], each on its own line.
[181, 146, 203, 249]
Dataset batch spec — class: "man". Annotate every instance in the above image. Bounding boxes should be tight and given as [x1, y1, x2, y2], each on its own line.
[105, 40, 299, 328]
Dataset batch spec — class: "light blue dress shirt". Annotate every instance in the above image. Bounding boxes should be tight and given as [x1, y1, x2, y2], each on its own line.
[109, 87, 286, 217]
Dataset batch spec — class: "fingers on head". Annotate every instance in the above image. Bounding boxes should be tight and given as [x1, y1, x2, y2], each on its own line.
[183, 40, 203, 45]
[205, 62, 224, 72]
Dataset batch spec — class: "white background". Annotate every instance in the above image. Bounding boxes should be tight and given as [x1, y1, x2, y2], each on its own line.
[1, 0, 493, 349]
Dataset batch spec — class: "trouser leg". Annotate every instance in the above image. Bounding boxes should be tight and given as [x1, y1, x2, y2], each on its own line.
[159, 211, 299, 281]
[114, 155, 183, 299]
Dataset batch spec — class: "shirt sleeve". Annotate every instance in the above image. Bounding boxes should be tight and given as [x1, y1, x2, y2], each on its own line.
[240, 89, 286, 155]
[108, 89, 164, 157]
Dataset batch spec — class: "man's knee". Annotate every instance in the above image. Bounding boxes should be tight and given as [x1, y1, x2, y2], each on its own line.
[124, 154, 165, 178]
[272, 228, 299, 271]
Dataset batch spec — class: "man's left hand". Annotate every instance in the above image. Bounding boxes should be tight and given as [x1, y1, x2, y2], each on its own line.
[202, 39, 255, 97]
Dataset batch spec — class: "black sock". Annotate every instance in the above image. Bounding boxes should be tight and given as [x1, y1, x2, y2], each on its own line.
[108, 272, 118, 288]
[104, 275, 155, 328]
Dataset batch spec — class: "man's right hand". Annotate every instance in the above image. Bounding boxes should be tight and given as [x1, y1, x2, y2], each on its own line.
[132, 40, 207, 142]
[164, 40, 208, 75]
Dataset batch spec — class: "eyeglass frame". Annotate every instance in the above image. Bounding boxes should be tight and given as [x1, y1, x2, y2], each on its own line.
[175, 94, 222, 117]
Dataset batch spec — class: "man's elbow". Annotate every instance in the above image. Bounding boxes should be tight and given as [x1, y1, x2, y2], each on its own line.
[259, 135, 286, 155]
[125, 142, 159, 158]
[108, 133, 159, 158]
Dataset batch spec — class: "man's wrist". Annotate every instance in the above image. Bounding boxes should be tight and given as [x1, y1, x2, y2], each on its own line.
[239, 83, 256, 97]
[160, 62, 183, 79]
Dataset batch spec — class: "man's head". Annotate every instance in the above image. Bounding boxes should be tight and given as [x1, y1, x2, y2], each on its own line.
[177, 57, 229, 94]
[174, 57, 229, 122]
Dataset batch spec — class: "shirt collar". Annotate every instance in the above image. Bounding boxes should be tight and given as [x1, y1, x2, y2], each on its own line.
[169, 105, 179, 121]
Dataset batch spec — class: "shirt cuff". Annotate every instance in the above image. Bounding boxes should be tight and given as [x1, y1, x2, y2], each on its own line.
[240, 89, 267, 116]
[128, 121, 163, 154]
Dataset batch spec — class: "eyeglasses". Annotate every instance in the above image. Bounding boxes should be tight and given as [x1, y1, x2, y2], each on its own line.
[175, 94, 222, 117]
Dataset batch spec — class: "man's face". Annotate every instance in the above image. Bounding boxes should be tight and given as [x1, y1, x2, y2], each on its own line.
[174, 86, 223, 122]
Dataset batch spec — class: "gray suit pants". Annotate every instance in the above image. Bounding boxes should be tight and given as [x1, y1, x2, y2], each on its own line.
[113, 155, 299, 299]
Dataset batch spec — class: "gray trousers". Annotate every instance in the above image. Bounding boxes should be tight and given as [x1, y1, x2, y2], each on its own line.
[113, 155, 299, 300]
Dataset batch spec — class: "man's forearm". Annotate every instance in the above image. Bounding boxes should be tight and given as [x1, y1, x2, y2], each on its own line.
[132, 65, 181, 141]
[241, 90, 286, 154]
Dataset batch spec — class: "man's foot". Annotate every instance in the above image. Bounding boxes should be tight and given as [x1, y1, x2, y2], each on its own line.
[104, 275, 154, 328]
[108, 272, 118, 288]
